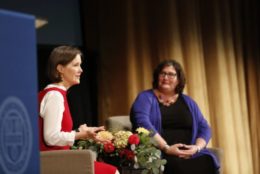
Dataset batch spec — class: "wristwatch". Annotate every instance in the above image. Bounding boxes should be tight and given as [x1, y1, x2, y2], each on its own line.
[196, 145, 201, 153]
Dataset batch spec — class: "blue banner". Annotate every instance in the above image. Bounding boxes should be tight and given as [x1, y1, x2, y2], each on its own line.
[0, 9, 39, 174]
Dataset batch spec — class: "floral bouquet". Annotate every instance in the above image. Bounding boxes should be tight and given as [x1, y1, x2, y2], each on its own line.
[73, 127, 166, 174]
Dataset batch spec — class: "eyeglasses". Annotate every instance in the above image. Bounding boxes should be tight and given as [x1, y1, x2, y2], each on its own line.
[159, 72, 177, 79]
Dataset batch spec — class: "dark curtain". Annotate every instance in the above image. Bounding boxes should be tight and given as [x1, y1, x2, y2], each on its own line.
[37, 44, 98, 129]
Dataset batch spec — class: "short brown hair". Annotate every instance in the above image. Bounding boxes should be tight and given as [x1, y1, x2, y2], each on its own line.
[47, 45, 82, 83]
[152, 59, 186, 94]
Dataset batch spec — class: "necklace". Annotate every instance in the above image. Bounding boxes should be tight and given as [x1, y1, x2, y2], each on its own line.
[154, 90, 178, 106]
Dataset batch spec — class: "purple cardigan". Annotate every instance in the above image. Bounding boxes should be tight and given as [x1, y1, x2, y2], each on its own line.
[130, 89, 220, 169]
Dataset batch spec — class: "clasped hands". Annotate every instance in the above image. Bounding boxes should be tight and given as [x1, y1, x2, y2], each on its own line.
[78, 124, 107, 143]
[165, 143, 199, 159]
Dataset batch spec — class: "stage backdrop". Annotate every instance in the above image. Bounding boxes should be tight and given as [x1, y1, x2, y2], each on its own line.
[0, 9, 39, 173]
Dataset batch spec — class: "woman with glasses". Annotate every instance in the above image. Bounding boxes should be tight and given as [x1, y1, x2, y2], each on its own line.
[130, 60, 219, 174]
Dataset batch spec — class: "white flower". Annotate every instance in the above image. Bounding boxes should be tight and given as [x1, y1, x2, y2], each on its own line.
[131, 144, 136, 151]
[160, 165, 165, 171]
[113, 131, 132, 148]
[136, 127, 150, 135]
[134, 163, 139, 169]
[134, 156, 138, 163]
[96, 131, 114, 141]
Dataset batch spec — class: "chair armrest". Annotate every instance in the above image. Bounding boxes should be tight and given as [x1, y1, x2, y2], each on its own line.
[106, 115, 132, 131]
[207, 147, 223, 162]
[207, 147, 223, 174]
[40, 149, 96, 174]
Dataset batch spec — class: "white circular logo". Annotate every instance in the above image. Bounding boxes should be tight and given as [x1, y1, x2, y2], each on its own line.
[0, 97, 32, 174]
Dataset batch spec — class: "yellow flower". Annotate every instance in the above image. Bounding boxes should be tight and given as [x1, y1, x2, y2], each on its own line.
[113, 130, 132, 148]
[136, 127, 150, 135]
[96, 131, 114, 141]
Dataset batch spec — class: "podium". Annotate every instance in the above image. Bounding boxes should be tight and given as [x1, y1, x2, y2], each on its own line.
[0, 9, 39, 173]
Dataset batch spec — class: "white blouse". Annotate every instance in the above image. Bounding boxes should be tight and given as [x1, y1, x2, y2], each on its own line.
[39, 84, 75, 146]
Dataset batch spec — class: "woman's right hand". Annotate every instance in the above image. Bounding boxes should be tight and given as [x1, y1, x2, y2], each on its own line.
[165, 143, 191, 158]
[77, 124, 105, 140]
[86, 126, 105, 140]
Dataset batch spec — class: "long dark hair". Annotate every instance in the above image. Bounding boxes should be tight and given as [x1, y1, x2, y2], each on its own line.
[152, 59, 186, 94]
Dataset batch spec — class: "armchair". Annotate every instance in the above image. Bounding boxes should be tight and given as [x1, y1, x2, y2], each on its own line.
[106, 115, 223, 174]
[106, 115, 132, 132]
[40, 149, 96, 174]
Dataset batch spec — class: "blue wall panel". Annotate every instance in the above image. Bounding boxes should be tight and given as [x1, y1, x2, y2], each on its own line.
[0, 9, 39, 174]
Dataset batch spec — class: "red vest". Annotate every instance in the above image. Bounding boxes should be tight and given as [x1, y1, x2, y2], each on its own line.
[39, 87, 73, 151]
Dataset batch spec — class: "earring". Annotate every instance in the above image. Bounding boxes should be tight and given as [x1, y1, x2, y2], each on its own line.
[60, 74, 64, 81]
[55, 73, 61, 80]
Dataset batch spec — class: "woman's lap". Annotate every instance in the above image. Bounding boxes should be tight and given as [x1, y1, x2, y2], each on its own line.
[164, 154, 216, 174]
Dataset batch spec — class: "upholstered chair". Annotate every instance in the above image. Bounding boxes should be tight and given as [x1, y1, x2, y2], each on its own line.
[106, 115, 223, 174]
[40, 149, 96, 174]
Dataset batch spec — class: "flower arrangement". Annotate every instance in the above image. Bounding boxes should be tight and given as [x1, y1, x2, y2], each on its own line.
[73, 127, 166, 174]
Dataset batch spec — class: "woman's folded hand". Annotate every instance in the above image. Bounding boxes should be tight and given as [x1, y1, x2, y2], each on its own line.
[166, 143, 197, 159]
[77, 124, 105, 140]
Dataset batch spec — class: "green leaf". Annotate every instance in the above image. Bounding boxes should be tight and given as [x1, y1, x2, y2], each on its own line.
[152, 167, 159, 174]
[141, 169, 149, 174]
